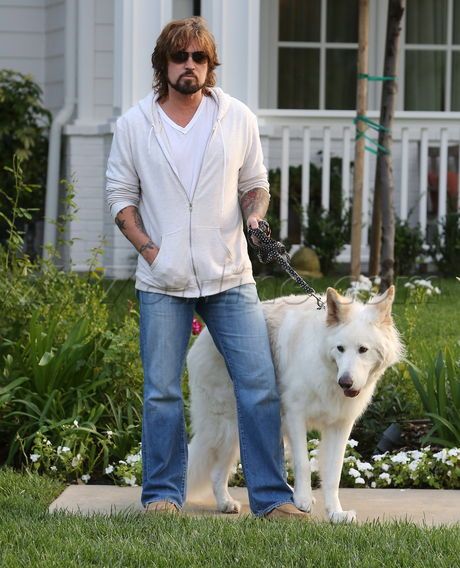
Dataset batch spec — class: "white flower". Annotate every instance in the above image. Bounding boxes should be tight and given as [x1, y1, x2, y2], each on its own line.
[371, 482, 377, 488]
[379, 472, 391, 484]
[433, 449, 448, 463]
[343, 456, 356, 464]
[123, 476, 137, 487]
[448, 448, 459, 457]
[348, 467, 361, 478]
[57, 446, 71, 455]
[50, 466, 57, 472]
[71, 454, 81, 468]
[73, 420, 79, 427]
[126, 453, 141, 465]
[372, 452, 388, 461]
[46, 440, 52, 446]
[81, 474, 91, 483]
[106, 430, 113, 438]
[118, 460, 127, 465]
[391, 451, 409, 464]
[409, 450, 424, 460]
[356, 460, 373, 472]
[408, 460, 420, 472]
[309, 449, 319, 457]
[104, 465, 114, 475]
[355, 477, 365, 485]
[30, 453, 40, 462]
[381, 463, 390, 472]
[347, 439, 359, 448]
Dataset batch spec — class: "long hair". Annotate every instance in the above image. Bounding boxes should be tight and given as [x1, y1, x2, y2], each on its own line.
[151, 17, 220, 100]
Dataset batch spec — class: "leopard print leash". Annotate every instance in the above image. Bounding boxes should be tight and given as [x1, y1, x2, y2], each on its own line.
[247, 220, 325, 310]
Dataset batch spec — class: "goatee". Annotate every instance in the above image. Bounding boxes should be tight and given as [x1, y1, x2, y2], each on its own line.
[168, 75, 205, 95]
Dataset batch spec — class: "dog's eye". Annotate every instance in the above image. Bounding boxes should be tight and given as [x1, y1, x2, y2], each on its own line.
[359, 346, 368, 354]
[337, 345, 345, 353]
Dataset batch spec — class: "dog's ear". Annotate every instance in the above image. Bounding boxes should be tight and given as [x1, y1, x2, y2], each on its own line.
[372, 285, 395, 325]
[326, 287, 351, 326]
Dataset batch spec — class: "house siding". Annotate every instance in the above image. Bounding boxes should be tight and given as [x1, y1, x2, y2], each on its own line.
[0, 0, 46, 86]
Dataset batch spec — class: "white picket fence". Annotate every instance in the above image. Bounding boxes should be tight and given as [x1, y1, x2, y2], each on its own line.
[258, 110, 460, 261]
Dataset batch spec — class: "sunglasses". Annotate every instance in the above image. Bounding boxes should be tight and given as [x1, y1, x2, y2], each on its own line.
[169, 51, 208, 64]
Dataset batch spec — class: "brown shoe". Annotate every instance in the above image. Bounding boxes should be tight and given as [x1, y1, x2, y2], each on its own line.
[264, 503, 310, 520]
[145, 500, 180, 514]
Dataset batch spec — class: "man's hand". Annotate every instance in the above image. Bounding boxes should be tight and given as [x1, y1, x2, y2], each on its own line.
[240, 188, 270, 228]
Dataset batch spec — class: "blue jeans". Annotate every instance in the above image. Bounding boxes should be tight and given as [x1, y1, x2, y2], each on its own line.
[138, 283, 294, 516]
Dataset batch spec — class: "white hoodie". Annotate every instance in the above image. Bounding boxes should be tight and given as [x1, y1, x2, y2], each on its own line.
[106, 87, 269, 297]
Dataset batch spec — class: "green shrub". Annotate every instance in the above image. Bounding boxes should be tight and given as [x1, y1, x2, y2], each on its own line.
[394, 217, 425, 275]
[0, 70, 51, 244]
[407, 348, 460, 448]
[430, 212, 460, 276]
[0, 161, 143, 476]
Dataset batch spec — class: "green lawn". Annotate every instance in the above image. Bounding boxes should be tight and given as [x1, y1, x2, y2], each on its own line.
[0, 469, 459, 567]
[104, 276, 460, 355]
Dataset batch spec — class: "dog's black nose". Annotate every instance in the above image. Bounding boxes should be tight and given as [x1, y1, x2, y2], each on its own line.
[338, 373, 353, 390]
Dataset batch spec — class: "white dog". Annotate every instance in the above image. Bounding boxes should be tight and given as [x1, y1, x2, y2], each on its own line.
[186, 286, 404, 522]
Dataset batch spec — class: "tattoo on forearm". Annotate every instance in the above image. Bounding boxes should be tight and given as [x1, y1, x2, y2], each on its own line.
[240, 188, 270, 220]
[115, 216, 127, 234]
[139, 239, 156, 254]
[134, 209, 149, 237]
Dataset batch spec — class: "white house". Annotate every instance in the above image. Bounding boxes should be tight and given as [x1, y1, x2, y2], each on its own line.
[1, 0, 459, 277]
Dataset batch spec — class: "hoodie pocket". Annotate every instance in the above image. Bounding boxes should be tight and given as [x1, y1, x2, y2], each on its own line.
[192, 226, 243, 284]
[148, 228, 192, 290]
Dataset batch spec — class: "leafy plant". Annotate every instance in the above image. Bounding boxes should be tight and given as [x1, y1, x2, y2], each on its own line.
[407, 348, 460, 447]
[394, 217, 425, 275]
[430, 212, 460, 276]
[0, 70, 51, 244]
[303, 202, 351, 275]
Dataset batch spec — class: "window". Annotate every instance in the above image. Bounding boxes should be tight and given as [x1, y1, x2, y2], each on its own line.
[404, 0, 460, 111]
[276, 0, 359, 110]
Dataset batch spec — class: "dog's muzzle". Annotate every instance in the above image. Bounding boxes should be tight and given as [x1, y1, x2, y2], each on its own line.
[338, 373, 360, 398]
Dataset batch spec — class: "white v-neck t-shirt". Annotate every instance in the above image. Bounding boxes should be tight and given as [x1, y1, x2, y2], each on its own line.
[157, 95, 217, 200]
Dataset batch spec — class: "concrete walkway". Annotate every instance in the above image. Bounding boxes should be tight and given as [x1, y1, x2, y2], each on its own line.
[49, 486, 460, 525]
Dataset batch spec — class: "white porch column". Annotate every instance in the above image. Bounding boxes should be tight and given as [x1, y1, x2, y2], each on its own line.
[113, 0, 174, 115]
[201, 0, 260, 110]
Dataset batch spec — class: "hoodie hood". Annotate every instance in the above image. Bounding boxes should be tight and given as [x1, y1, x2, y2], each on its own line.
[138, 87, 231, 131]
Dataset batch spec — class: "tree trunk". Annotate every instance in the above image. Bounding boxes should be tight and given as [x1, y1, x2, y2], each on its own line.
[380, 0, 406, 290]
[370, 0, 405, 290]
[350, 0, 370, 280]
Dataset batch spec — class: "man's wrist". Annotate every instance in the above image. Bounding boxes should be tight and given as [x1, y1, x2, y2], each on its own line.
[139, 239, 159, 264]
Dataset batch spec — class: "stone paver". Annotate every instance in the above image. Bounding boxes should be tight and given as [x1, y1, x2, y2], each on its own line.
[49, 486, 460, 525]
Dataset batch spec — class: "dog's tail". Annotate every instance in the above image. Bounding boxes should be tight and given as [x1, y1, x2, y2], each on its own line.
[186, 434, 215, 501]
[187, 420, 240, 502]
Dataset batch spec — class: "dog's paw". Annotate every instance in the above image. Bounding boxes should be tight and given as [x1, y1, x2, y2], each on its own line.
[218, 498, 241, 514]
[293, 492, 316, 513]
[328, 509, 357, 524]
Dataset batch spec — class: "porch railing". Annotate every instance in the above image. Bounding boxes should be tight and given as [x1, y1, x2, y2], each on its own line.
[257, 110, 460, 263]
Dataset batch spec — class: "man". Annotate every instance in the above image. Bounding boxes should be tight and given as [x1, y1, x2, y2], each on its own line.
[106, 17, 307, 519]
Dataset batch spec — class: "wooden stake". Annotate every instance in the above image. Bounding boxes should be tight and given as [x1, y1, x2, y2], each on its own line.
[350, 0, 369, 280]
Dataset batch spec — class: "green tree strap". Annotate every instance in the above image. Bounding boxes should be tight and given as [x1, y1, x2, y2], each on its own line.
[354, 115, 390, 133]
[358, 73, 397, 81]
[355, 131, 390, 155]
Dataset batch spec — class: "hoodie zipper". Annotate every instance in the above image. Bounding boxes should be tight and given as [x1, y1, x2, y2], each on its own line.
[153, 117, 219, 293]
[188, 122, 218, 293]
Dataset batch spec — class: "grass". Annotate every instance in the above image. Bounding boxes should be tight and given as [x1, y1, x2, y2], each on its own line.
[1, 468, 459, 568]
[103, 275, 460, 355]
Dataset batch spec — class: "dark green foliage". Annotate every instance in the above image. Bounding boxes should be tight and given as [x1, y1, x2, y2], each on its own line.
[430, 212, 460, 276]
[408, 348, 460, 448]
[394, 217, 425, 275]
[0, 70, 51, 244]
